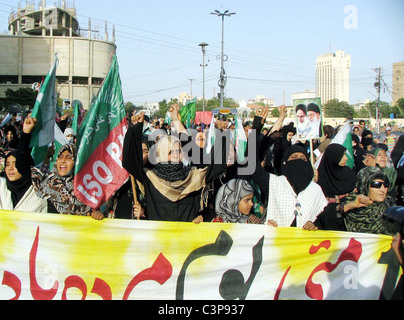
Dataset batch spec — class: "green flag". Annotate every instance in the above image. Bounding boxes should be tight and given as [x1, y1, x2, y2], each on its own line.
[49, 123, 70, 170]
[206, 114, 215, 154]
[71, 100, 85, 135]
[314, 121, 355, 169]
[164, 111, 171, 126]
[235, 116, 247, 163]
[74, 55, 129, 209]
[179, 98, 196, 123]
[30, 54, 59, 166]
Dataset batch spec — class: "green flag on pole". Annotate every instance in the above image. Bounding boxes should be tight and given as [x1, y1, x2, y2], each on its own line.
[71, 100, 85, 135]
[164, 111, 171, 126]
[179, 98, 197, 124]
[74, 55, 129, 209]
[314, 121, 355, 169]
[332, 121, 355, 169]
[29, 53, 59, 167]
[206, 114, 215, 154]
[235, 116, 247, 163]
[49, 123, 70, 170]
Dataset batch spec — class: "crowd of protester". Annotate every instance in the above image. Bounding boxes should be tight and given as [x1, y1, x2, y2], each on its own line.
[0, 106, 403, 296]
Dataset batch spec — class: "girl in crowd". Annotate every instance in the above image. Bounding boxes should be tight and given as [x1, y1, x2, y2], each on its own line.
[212, 178, 265, 224]
[0, 149, 47, 212]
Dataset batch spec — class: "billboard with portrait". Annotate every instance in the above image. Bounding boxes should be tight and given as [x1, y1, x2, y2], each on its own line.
[293, 98, 323, 140]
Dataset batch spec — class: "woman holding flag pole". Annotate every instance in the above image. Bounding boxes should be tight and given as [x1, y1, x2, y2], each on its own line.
[122, 104, 229, 222]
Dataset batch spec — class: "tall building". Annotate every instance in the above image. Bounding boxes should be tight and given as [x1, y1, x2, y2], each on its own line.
[392, 61, 404, 105]
[316, 50, 351, 104]
[0, 0, 116, 109]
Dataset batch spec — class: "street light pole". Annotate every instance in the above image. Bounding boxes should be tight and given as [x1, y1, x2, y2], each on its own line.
[199, 42, 208, 112]
[211, 10, 235, 109]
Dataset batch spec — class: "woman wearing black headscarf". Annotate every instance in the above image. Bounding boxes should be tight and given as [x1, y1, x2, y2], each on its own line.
[317, 144, 357, 202]
[273, 124, 296, 175]
[391, 135, 404, 205]
[1, 125, 20, 152]
[267, 144, 328, 229]
[314, 144, 357, 231]
[361, 129, 374, 152]
[352, 133, 367, 174]
[0, 147, 47, 212]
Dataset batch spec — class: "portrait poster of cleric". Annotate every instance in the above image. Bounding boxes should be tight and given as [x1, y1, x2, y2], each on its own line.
[293, 98, 323, 140]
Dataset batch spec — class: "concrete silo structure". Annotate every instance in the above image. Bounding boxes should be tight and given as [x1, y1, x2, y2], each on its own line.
[0, 0, 117, 109]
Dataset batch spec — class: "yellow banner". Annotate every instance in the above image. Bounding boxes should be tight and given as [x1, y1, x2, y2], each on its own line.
[0, 210, 400, 300]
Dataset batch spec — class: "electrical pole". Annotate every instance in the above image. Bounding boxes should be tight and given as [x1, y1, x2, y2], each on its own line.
[373, 67, 382, 135]
[211, 10, 236, 109]
[189, 78, 195, 99]
[199, 42, 209, 112]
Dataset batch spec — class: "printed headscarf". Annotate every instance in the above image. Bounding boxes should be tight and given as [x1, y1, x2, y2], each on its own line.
[371, 148, 397, 188]
[215, 179, 254, 223]
[344, 166, 394, 235]
[31, 143, 91, 216]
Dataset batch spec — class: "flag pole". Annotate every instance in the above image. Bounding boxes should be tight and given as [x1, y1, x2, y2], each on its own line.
[130, 175, 140, 220]
[309, 139, 314, 167]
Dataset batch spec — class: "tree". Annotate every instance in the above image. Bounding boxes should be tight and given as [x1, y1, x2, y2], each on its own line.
[394, 98, 404, 117]
[271, 108, 279, 117]
[323, 99, 355, 118]
[1, 87, 38, 112]
[206, 97, 238, 110]
[124, 102, 135, 115]
[155, 98, 179, 118]
[361, 100, 393, 119]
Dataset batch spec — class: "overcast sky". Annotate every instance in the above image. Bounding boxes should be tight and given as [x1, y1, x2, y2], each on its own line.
[1, 0, 404, 106]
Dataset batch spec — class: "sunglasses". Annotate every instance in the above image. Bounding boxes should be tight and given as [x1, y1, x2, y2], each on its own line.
[370, 181, 389, 189]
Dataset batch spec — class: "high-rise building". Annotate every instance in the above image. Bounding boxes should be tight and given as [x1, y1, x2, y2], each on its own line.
[0, 0, 116, 109]
[316, 50, 351, 104]
[392, 61, 404, 105]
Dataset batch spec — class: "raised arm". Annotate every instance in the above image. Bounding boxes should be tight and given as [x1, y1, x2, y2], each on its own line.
[122, 112, 147, 183]
[269, 105, 286, 134]
[169, 104, 188, 136]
